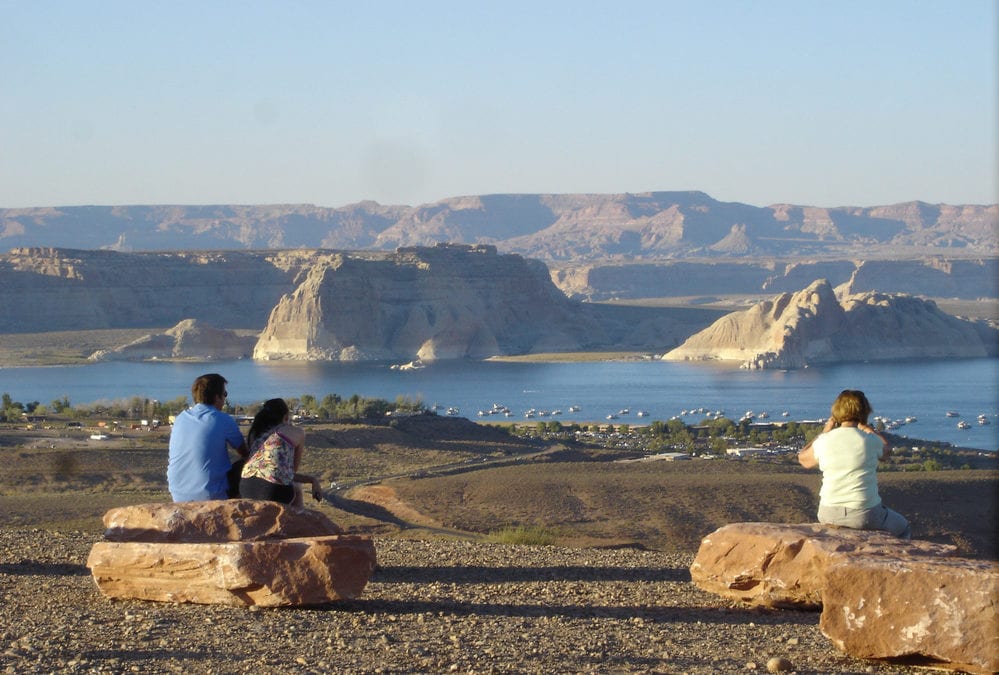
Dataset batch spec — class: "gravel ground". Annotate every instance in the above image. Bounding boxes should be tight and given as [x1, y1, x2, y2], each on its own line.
[1, 529, 934, 674]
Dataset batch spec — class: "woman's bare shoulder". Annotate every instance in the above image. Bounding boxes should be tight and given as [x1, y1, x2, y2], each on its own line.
[277, 423, 306, 443]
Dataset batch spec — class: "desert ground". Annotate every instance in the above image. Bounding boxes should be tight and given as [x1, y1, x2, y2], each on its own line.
[1, 414, 995, 673]
[2, 415, 995, 556]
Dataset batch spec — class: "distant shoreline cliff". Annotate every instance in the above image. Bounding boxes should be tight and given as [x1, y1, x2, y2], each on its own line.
[664, 280, 999, 369]
[0, 246, 995, 365]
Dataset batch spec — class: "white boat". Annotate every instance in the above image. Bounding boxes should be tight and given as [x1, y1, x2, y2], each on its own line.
[946, 411, 960, 417]
[390, 359, 425, 371]
[957, 421, 970, 429]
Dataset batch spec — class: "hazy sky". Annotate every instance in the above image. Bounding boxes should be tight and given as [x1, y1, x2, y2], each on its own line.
[1, 0, 995, 209]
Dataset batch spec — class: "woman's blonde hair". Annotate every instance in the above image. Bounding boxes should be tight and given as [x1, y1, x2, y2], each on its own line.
[830, 389, 873, 424]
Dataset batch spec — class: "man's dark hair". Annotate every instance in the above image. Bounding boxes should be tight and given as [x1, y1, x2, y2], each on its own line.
[191, 373, 228, 405]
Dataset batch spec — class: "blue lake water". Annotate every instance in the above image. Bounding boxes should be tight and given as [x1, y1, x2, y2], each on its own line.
[1, 358, 997, 451]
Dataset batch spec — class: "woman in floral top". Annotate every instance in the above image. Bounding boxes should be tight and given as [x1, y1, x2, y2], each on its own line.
[239, 398, 323, 506]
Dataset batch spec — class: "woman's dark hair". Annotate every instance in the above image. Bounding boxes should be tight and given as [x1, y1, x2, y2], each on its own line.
[247, 398, 289, 447]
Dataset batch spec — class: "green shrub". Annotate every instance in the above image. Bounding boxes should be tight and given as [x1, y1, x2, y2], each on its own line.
[922, 458, 943, 472]
[487, 524, 558, 546]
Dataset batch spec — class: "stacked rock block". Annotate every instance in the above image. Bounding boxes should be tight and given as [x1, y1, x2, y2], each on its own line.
[87, 500, 377, 607]
[690, 522, 997, 674]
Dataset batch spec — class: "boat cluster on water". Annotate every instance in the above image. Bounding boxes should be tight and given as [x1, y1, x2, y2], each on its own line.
[948, 411, 992, 430]
[469, 405, 782, 424]
[434, 401, 996, 434]
[872, 414, 919, 431]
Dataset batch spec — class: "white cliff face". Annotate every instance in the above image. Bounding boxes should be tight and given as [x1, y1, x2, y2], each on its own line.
[662, 279, 997, 369]
[253, 245, 607, 362]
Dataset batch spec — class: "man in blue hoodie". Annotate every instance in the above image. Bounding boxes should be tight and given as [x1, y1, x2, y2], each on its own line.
[167, 373, 248, 502]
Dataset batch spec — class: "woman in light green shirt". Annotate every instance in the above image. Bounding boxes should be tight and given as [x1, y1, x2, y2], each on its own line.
[797, 390, 910, 539]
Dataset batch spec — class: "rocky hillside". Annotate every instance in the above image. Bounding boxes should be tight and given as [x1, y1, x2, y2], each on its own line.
[1, 192, 995, 260]
[663, 280, 999, 369]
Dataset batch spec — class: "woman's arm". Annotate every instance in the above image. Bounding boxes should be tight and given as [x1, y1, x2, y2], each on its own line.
[292, 473, 323, 502]
[798, 416, 836, 469]
[282, 424, 318, 500]
[858, 423, 891, 460]
[797, 444, 818, 469]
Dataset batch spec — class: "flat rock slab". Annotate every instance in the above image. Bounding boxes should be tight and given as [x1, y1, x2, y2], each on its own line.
[689, 522, 957, 609]
[820, 555, 998, 674]
[101, 500, 343, 543]
[88, 534, 376, 606]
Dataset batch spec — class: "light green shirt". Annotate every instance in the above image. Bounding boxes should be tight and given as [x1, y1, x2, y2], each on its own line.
[812, 427, 882, 510]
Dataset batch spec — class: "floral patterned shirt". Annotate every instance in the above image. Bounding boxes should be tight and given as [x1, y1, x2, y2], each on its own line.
[241, 429, 296, 485]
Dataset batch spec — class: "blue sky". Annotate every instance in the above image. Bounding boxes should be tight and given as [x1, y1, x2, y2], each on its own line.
[1, 0, 995, 209]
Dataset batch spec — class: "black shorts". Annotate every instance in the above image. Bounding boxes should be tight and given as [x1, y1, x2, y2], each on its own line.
[239, 476, 295, 504]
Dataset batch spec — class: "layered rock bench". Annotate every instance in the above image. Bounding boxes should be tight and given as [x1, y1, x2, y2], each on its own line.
[690, 522, 997, 674]
[87, 500, 377, 607]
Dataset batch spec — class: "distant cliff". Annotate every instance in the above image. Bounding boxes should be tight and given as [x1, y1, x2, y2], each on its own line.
[253, 244, 609, 361]
[2, 246, 996, 366]
[549, 258, 999, 301]
[1, 192, 995, 261]
[662, 280, 999, 369]
[0, 245, 706, 357]
[0, 247, 323, 332]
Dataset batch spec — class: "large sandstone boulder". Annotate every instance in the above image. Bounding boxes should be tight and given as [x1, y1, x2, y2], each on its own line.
[689, 522, 956, 609]
[87, 501, 376, 607]
[101, 499, 343, 542]
[820, 555, 998, 674]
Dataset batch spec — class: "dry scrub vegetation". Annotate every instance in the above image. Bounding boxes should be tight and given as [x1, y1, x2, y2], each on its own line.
[1, 415, 995, 559]
[386, 456, 997, 557]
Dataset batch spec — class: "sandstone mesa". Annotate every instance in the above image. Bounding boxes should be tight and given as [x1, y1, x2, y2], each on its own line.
[663, 279, 998, 369]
